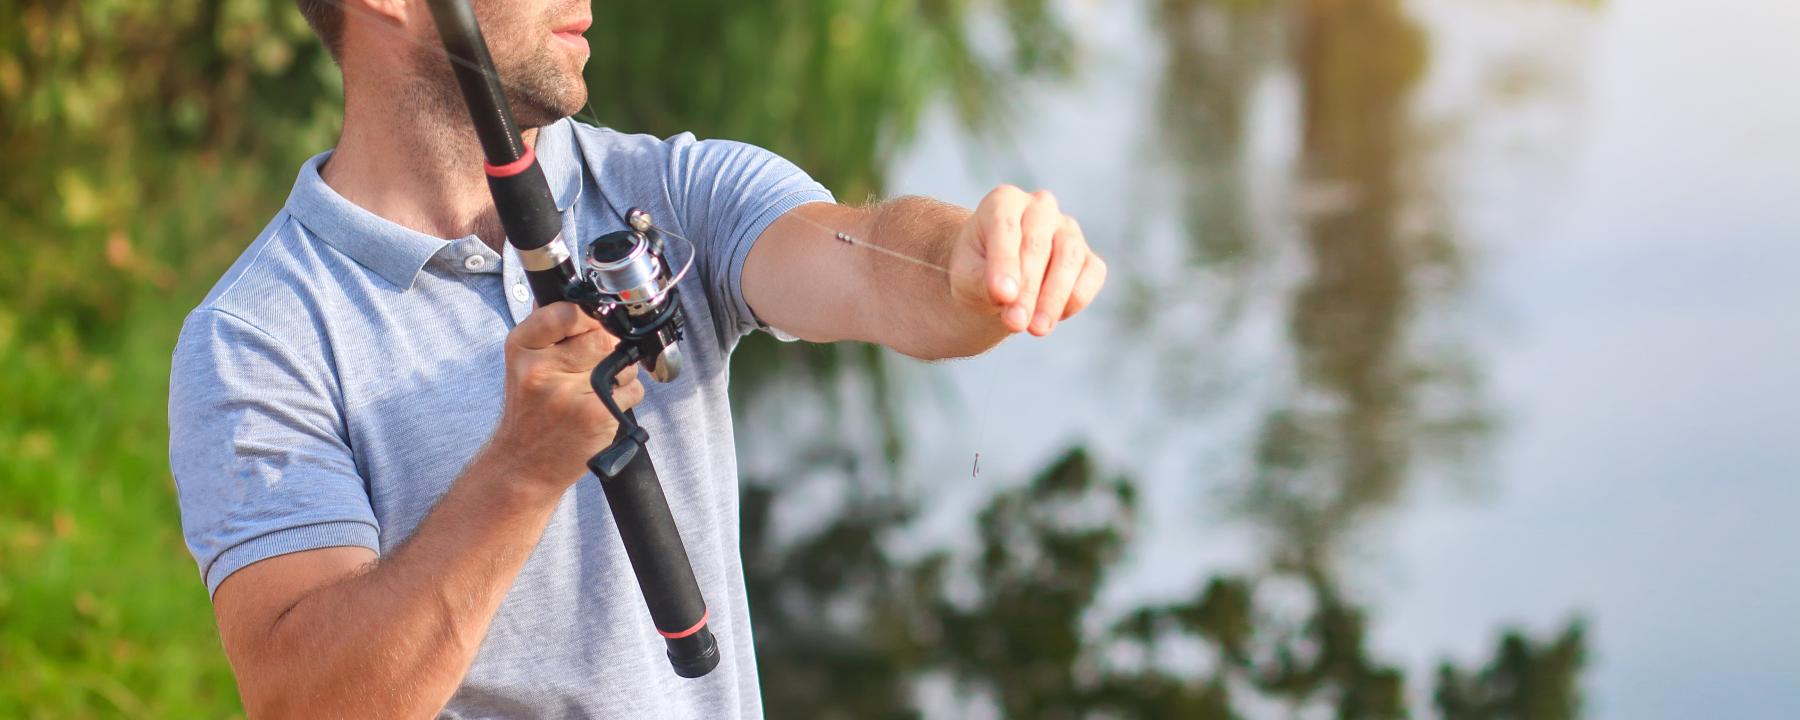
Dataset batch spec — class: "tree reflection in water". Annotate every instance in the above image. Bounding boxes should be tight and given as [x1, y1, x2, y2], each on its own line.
[746, 446, 1585, 718]
[1245, 0, 1491, 569]
[669, 0, 1599, 716]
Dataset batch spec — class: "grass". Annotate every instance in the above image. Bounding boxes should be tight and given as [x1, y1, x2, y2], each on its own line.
[0, 289, 245, 718]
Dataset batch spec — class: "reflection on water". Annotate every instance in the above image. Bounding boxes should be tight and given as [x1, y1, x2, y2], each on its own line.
[728, 0, 1610, 715]
[1242, 0, 1492, 570]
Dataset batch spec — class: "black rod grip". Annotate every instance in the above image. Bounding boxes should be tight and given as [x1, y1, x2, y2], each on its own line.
[486, 160, 570, 261]
[428, 0, 574, 298]
[427, 0, 718, 680]
[589, 441, 721, 678]
[525, 264, 578, 307]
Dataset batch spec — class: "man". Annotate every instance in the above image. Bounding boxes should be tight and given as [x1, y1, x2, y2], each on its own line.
[168, 0, 1106, 716]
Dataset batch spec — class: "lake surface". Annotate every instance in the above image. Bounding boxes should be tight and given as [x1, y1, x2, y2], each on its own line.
[863, 0, 1800, 716]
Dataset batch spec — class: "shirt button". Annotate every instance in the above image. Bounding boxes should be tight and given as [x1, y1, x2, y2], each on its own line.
[511, 283, 531, 303]
[463, 255, 486, 271]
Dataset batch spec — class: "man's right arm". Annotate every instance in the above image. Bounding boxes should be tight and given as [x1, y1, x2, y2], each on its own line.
[205, 303, 641, 719]
[214, 452, 558, 719]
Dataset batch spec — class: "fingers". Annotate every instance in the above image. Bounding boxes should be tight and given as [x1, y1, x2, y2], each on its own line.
[961, 184, 1115, 335]
[1012, 190, 1061, 333]
[580, 367, 643, 402]
[568, 371, 644, 437]
[977, 185, 1032, 308]
[610, 373, 646, 412]
[1031, 216, 1087, 335]
[551, 324, 622, 372]
[510, 301, 602, 351]
[1061, 254, 1107, 320]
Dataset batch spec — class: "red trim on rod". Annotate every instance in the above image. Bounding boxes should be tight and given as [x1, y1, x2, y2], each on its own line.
[658, 610, 710, 639]
[483, 144, 536, 177]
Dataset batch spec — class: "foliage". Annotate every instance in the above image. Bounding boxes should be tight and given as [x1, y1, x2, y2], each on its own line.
[745, 447, 1587, 718]
[0, 0, 1060, 715]
[584, 0, 1071, 204]
[2, 1, 337, 715]
[1436, 626, 1587, 720]
[0, 0, 1589, 717]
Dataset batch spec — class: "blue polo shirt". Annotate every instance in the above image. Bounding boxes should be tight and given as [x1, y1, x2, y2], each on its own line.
[168, 118, 832, 718]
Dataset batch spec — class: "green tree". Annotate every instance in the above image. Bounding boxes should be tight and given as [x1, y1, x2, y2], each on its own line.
[3, 2, 338, 714]
[0, 0, 1595, 716]
[0, 0, 1065, 714]
[745, 445, 1586, 718]
[1436, 626, 1588, 720]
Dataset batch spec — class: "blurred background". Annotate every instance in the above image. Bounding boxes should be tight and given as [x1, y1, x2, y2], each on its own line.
[3, 0, 1797, 717]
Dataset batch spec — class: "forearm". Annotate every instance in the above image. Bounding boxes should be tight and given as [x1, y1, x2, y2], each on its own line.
[241, 452, 560, 718]
[749, 189, 1099, 355]
[861, 196, 1010, 359]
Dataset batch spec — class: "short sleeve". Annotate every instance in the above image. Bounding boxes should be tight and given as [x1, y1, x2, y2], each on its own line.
[168, 308, 379, 598]
[664, 133, 835, 344]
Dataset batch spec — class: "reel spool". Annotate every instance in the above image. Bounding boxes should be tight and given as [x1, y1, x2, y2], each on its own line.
[572, 208, 697, 384]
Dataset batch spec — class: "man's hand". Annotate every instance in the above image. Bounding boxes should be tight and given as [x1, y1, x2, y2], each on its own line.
[489, 301, 643, 493]
[743, 188, 1106, 357]
[213, 301, 644, 719]
[949, 185, 1108, 337]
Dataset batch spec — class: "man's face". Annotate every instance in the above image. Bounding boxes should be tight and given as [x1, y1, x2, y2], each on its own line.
[408, 0, 593, 128]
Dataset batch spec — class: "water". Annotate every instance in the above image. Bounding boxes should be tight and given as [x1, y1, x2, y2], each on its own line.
[876, 0, 1800, 715]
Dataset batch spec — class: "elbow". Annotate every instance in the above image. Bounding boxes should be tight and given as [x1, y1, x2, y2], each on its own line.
[230, 643, 333, 720]
[239, 682, 301, 720]
[239, 676, 376, 720]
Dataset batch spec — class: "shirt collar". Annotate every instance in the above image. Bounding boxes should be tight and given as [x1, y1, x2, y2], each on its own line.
[285, 118, 585, 290]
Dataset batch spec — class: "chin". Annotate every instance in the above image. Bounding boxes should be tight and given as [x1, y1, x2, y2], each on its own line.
[509, 78, 587, 127]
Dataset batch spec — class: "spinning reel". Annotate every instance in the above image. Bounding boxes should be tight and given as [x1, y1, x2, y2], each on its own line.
[427, 0, 719, 679]
[569, 208, 692, 383]
[566, 208, 697, 478]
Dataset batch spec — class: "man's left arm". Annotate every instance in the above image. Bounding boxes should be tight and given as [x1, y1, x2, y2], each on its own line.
[741, 185, 1108, 359]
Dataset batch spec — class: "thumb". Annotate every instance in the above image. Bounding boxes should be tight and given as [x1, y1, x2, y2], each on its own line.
[950, 221, 1003, 310]
[511, 301, 599, 351]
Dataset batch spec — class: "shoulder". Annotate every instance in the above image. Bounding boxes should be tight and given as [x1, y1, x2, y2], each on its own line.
[176, 209, 345, 367]
[567, 120, 689, 152]
[569, 119, 732, 156]
[566, 121, 689, 174]
[192, 212, 299, 318]
[566, 121, 796, 185]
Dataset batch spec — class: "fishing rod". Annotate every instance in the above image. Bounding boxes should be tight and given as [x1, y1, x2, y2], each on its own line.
[308, 0, 964, 279]
[424, 0, 719, 678]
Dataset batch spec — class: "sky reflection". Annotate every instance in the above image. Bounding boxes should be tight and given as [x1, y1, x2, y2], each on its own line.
[883, 0, 1800, 716]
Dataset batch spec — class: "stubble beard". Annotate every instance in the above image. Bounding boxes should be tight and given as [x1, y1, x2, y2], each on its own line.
[503, 41, 586, 128]
[405, 31, 586, 135]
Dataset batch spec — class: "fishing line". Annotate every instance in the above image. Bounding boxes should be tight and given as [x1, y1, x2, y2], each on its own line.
[312, 0, 975, 277]
[651, 220, 1000, 481]
[306, 0, 1005, 476]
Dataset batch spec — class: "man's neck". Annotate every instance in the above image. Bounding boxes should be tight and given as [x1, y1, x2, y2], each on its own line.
[321, 89, 540, 253]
